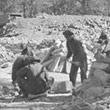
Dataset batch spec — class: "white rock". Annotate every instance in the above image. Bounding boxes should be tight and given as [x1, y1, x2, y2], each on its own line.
[51, 81, 73, 93]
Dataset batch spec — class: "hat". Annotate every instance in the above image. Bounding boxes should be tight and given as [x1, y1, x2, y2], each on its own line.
[63, 30, 73, 36]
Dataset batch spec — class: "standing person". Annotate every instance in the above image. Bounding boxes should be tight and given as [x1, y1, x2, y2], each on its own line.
[63, 30, 88, 87]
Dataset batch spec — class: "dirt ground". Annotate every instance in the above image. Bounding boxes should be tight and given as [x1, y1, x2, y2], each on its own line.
[0, 62, 77, 110]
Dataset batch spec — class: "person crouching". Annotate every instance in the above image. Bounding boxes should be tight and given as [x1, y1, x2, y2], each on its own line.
[63, 30, 88, 87]
[15, 62, 54, 98]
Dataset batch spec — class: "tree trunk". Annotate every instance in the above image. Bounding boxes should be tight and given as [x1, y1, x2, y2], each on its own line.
[82, 0, 86, 14]
[22, 3, 26, 18]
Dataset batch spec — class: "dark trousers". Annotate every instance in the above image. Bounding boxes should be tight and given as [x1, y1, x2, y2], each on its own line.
[69, 56, 88, 87]
[16, 68, 51, 96]
[61, 60, 67, 73]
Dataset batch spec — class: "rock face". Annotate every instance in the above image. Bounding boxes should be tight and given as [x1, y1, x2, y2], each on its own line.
[0, 44, 14, 65]
[71, 50, 110, 110]
[0, 15, 110, 64]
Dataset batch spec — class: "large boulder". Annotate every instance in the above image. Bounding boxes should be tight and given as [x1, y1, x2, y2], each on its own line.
[77, 68, 110, 98]
[79, 77, 103, 94]
[88, 62, 110, 86]
[48, 72, 73, 93]
[93, 69, 110, 85]
[51, 81, 73, 93]
[83, 86, 105, 99]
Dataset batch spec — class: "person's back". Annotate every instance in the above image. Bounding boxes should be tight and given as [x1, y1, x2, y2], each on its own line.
[16, 63, 54, 96]
[12, 55, 25, 82]
[67, 37, 86, 60]
[12, 55, 40, 83]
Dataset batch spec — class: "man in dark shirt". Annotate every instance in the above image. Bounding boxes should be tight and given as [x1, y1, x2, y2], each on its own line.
[63, 30, 88, 87]
[15, 62, 54, 97]
[12, 55, 40, 83]
[12, 46, 41, 96]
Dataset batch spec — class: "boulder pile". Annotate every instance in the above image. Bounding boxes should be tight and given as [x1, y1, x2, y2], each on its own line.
[71, 49, 110, 110]
[0, 15, 110, 64]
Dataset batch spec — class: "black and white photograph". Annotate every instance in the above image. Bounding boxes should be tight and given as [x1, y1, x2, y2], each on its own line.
[0, 0, 110, 110]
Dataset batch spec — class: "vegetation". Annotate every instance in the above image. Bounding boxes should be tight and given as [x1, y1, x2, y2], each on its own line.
[0, 0, 110, 17]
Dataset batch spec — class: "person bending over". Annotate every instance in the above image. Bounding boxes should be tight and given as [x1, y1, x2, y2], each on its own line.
[63, 30, 88, 87]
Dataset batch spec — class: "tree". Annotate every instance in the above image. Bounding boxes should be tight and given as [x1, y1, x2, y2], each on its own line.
[0, 0, 110, 16]
[19, 0, 36, 18]
[87, 0, 108, 15]
[0, 0, 6, 14]
[107, 0, 110, 16]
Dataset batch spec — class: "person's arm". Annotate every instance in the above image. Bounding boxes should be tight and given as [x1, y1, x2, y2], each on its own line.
[66, 41, 72, 59]
[12, 57, 24, 82]
[12, 63, 17, 82]
[24, 56, 40, 65]
[16, 67, 27, 78]
[12, 66, 27, 86]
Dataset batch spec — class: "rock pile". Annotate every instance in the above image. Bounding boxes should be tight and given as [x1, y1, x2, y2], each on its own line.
[70, 49, 110, 110]
[0, 15, 110, 64]
[0, 44, 14, 65]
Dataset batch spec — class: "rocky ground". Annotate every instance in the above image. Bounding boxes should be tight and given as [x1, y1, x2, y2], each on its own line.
[0, 14, 110, 110]
[0, 14, 110, 63]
